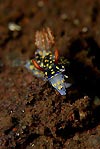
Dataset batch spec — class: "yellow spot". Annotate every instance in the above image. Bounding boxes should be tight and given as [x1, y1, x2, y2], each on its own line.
[31, 60, 33, 63]
[45, 72, 47, 75]
[58, 85, 62, 90]
[50, 61, 52, 64]
[49, 65, 52, 69]
[40, 63, 43, 67]
[46, 52, 50, 55]
[50, 76, 53, 78]
[61, 79, 64, 83]
[53, 83, 57, 87]
[30, 65, 34, 70]
[36, 55, 39, 59]
[38, 51, 42, 55]
[51, 71, 55, 74]
[50, 54, 52, 57]
[35, 71, 39, 75]
[37, 60, 40, 63]
[49, 55, 52, 59]
[57, 81, 61, 85]
[46, 63, 49, 67]
[45, 59, 48, 62]
[56, 66, 59, 69]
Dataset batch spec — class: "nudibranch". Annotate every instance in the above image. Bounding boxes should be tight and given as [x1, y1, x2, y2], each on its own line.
[25, 27, 71, 95]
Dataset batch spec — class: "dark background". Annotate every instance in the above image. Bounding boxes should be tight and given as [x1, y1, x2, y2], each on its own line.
[0, 0, 100, 148]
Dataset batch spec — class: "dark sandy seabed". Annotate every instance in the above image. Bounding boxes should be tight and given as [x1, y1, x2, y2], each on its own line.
[0, 0, 100, 148]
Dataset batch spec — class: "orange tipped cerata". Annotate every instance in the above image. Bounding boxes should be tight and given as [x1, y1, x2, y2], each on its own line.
[32, 60, 44, 71]
[54, 49, 59, 64]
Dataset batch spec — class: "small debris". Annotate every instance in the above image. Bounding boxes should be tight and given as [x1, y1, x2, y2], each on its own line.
[73, 19, 80, 26]
[60, 13, 68, 21]
[37, 1, 44, 8]
[8, 22, 21, 31]
[82, 26, 88, 33]
[93, 96, 100, 107]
